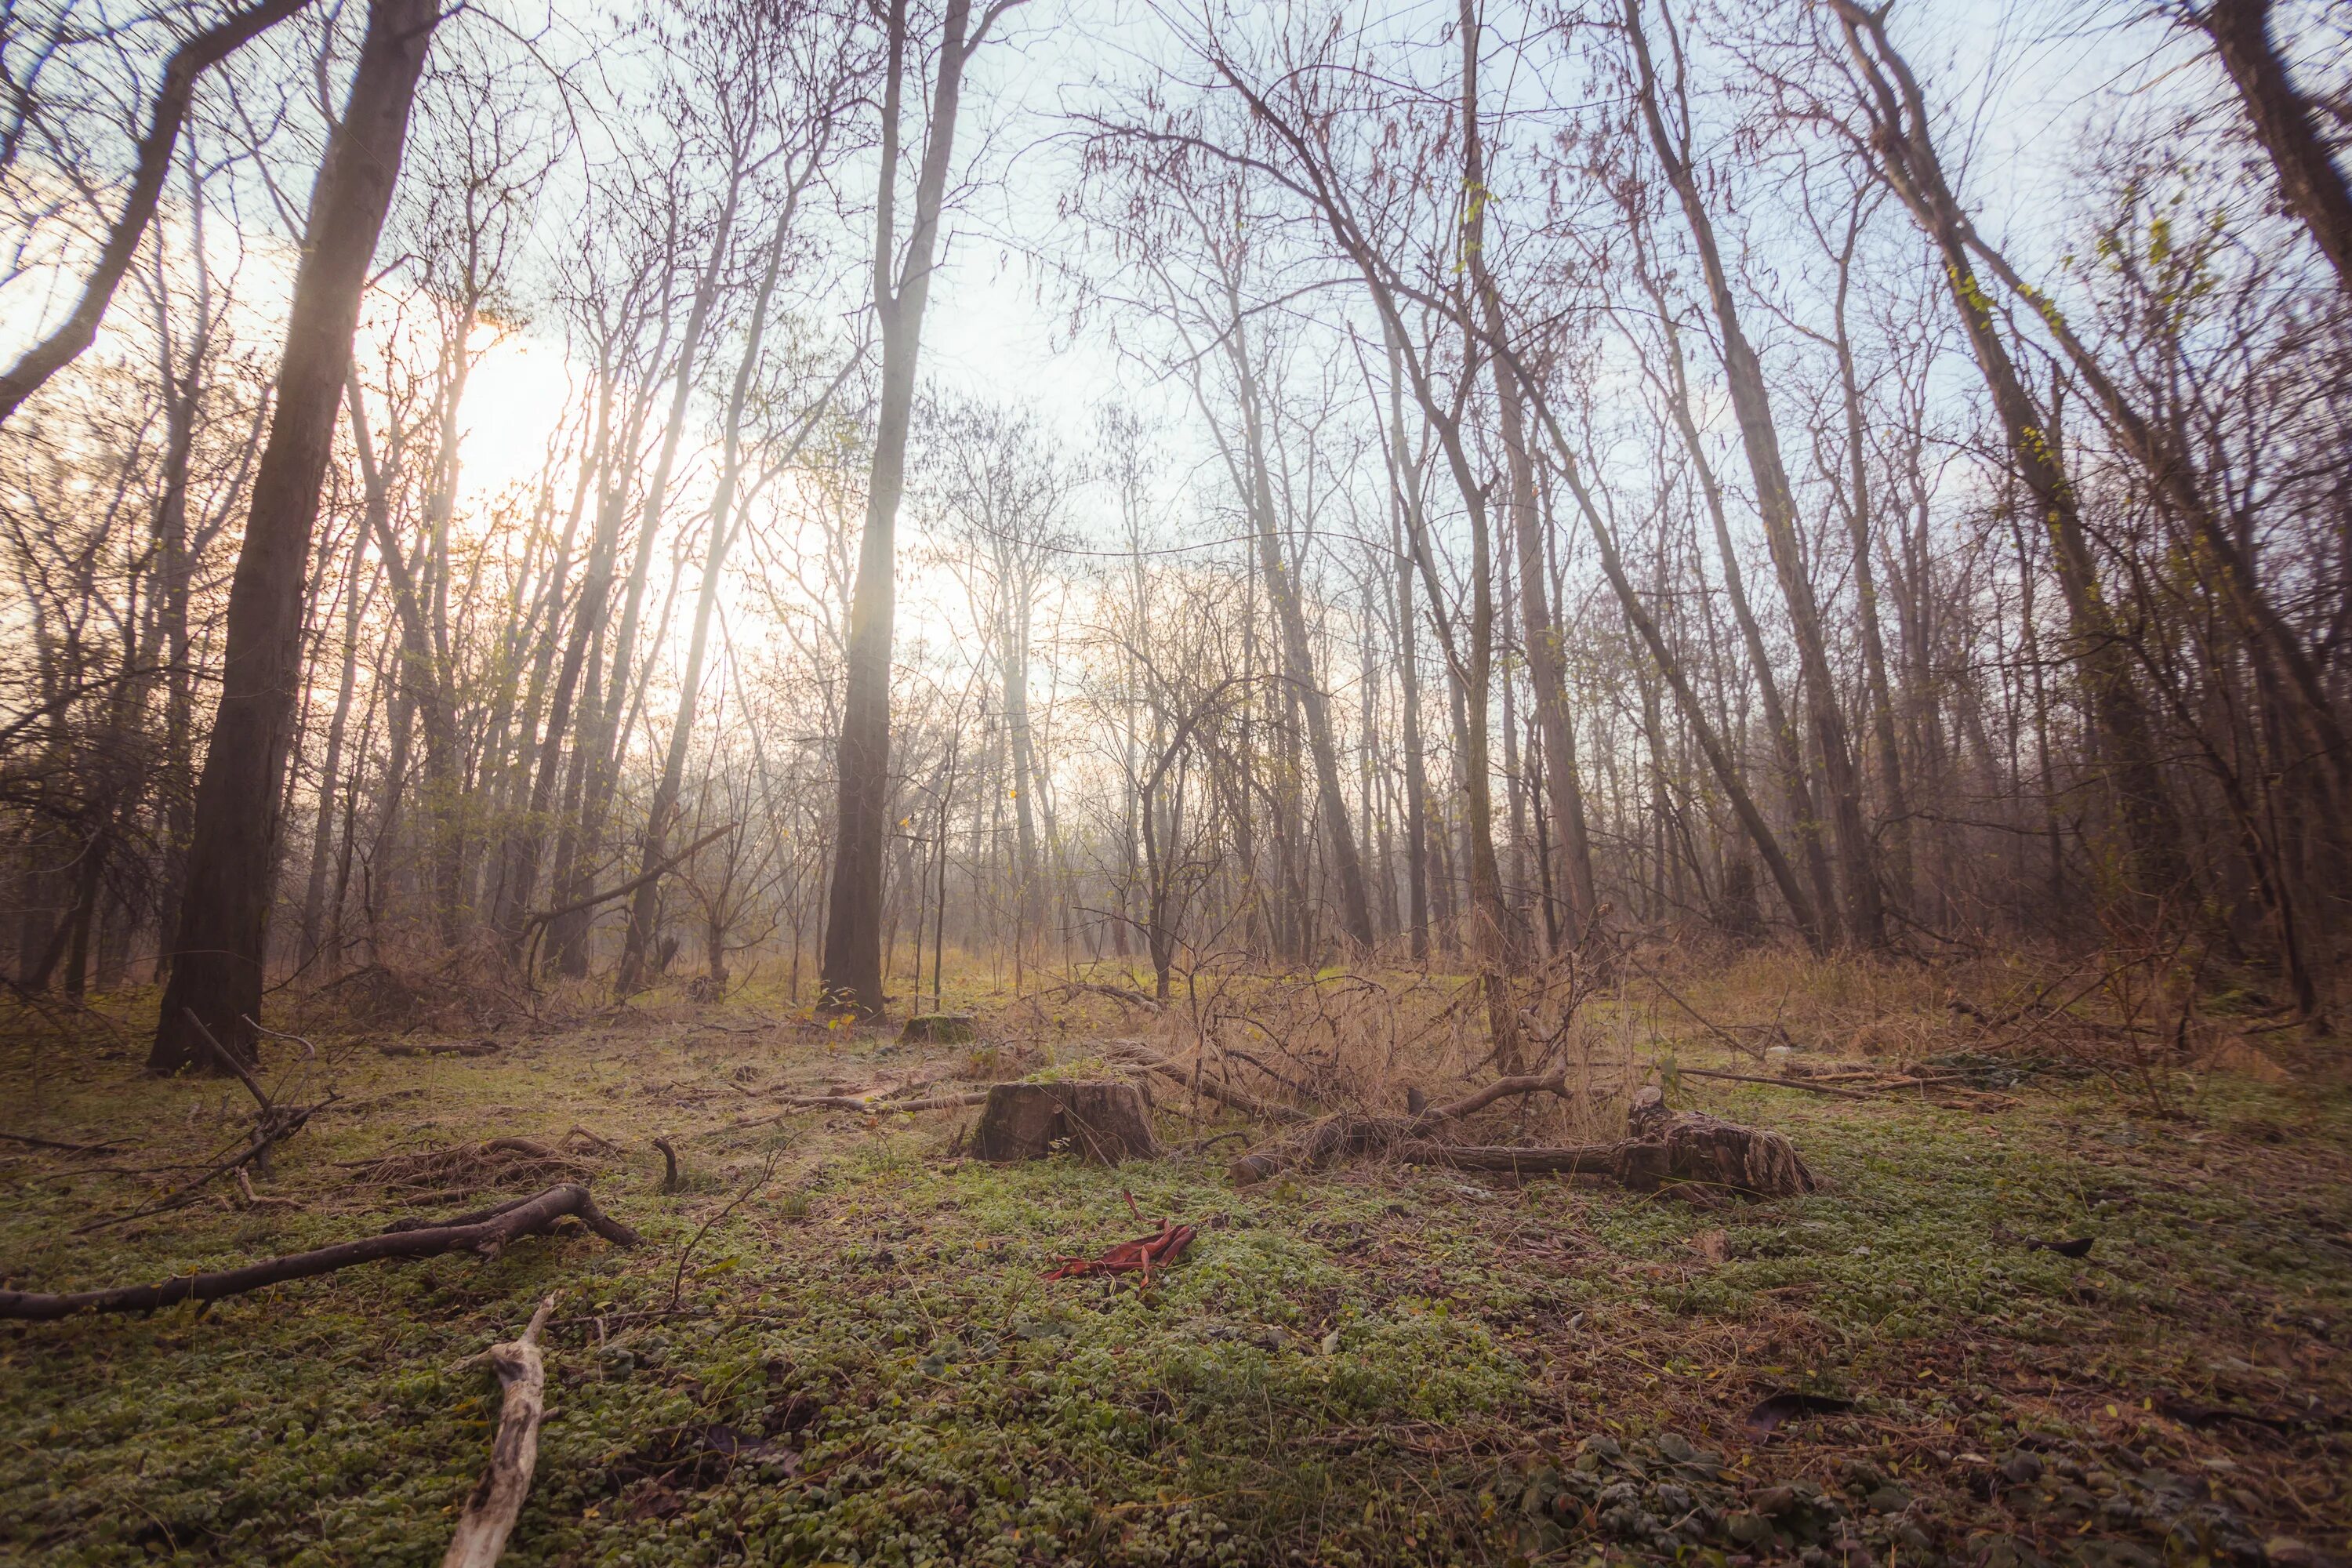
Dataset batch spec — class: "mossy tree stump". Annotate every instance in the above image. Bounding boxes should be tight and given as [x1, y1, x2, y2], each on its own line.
[900, 1014, 976, 1044]
[973, 1082, 1162, 1164]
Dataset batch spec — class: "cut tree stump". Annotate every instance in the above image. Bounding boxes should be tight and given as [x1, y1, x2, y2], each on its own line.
[973, 1082, 1162, 1164]
[899, 1014, 976, 1044]
[1616, 1087, 1815, 1197]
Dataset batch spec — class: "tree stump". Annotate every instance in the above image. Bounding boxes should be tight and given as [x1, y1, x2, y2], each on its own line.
[900, 1013, 976, 1044]
[973, 1082, 1162, 1164]
[1615, 1087, 1815, 1197]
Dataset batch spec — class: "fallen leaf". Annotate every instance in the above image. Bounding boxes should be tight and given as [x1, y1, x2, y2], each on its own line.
[1692, 1229, 1730, 1265]
[1042, 1220, 1196, 1282]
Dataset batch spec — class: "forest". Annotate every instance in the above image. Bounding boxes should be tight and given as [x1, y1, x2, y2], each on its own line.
[0, 0, 2347, 1563]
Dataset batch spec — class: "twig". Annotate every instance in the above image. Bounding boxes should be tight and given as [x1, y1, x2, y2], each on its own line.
[773, 1090, 991, 1113]
[74, 1091, 338, 1232]
[184, 1008, 272, 1111]
[667, 1155, 777, 1314]
[1672, 1066, 1879, 1101]
[0, 1130, 129, 1155]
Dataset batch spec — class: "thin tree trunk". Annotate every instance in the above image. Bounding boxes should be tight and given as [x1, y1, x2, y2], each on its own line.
[1836, 2, 2198, 914]
[822, 0, 983, 1016]
[1628, 0, 1882, 946]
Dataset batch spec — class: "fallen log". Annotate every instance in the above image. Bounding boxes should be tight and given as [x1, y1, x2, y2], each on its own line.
[379, 1038, 502, 1058]
[1103, 1039, 1311, 1123]
[0, 1182, 638, 1320]
[441, 1294, 557, 1568]
[775, 1089, 993, 1114]
[1234, 1082, 1815, 1199]
[1228, 1069, 1573, 1184]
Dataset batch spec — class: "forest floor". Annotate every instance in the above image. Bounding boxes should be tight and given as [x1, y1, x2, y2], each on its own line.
[1, 954, 2348, 1568]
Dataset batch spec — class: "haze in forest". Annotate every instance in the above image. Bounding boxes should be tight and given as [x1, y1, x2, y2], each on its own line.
[4, 0, 2352, 1561]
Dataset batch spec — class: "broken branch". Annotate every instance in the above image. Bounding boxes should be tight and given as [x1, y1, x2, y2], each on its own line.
[5, 1183, 637, 1320]
[1103, 1039, 1309, 1123]
[440, 1294, 557, 1568]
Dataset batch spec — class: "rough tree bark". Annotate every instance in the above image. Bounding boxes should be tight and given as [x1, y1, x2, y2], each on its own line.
[147, 0, 438, 1074]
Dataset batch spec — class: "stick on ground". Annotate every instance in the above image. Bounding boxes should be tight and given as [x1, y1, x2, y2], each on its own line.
[441, 1294, 557, 1568]
[2, 1183, 638, 1320]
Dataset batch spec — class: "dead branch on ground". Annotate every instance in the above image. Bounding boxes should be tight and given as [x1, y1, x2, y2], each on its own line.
[441, 1294, 557, 1568]
[2, 1183, 639, 1319]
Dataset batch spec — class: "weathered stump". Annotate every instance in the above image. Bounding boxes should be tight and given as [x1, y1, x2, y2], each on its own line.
[973, 1082, 1162, 1164]
[1615, 1087, 1815, 1197]
[900, 1013, 977, 1044]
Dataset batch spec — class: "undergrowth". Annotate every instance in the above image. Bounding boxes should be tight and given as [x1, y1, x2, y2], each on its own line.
[0, 957, 2346, 1566]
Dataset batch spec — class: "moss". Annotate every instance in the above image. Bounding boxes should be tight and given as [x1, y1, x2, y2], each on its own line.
[3, 982, 2348, 1565]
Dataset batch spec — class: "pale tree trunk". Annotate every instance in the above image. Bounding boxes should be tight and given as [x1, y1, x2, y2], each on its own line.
[615, 176, 809, 996]
[149, 0, 437, 1073]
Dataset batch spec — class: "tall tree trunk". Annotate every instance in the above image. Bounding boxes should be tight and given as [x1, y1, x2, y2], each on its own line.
[2197, 0, 2352, 298]
[1221, 299, 1377, 952]
[822, 0, 982, 1016]
[1822, 204, 1912, 914]
[1835, 1, 2196, 914]
[148, 0, 437, 1073]
[1639, 259, 1838, 938]
[299, 517, 370, 962]
[1382, 335, 1434, 964]
[1628, 0, 1882, 946]
[616, 191, 805, 995]
[1468, 223, 1599, 945]
[497, 376, 618, 948]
